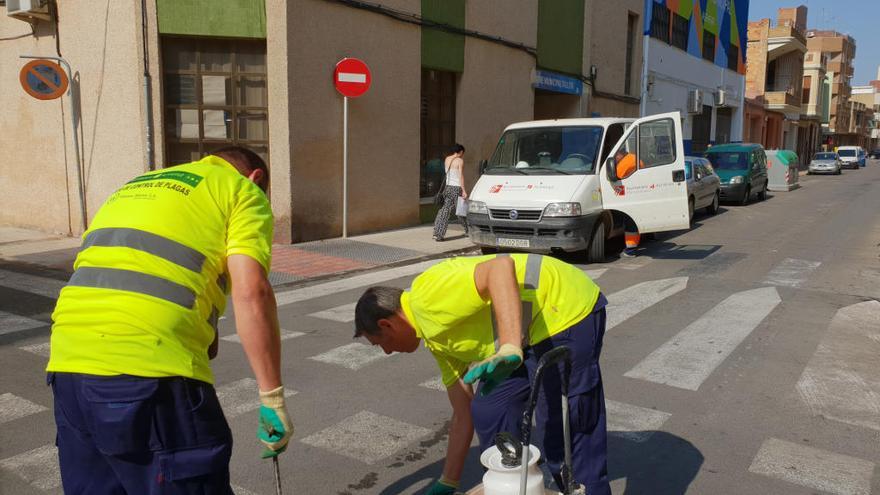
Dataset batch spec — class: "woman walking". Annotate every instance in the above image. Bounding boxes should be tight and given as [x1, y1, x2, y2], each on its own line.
[433, 144, 467, 241]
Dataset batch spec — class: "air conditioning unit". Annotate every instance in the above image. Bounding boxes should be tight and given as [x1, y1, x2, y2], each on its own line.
[687, 89, 704, 114]
[6, 0, 52, 22]
[716, 89, 728, 107]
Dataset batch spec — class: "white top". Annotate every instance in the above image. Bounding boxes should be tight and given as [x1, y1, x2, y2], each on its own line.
[446, 164, 462, 187]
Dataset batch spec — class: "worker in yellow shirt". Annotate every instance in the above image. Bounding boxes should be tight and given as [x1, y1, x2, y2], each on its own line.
[47, 147, 292, 494]
[354, 254, 610, 495]
[613, 149, 644, 257]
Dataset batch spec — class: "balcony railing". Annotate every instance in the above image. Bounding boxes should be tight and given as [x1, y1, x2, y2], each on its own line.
[765, 91, 800, 107]
[769, 24, 807, 46]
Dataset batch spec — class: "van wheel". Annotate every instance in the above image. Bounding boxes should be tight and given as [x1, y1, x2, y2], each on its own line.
[757, 183, 768, 201]
[706, 191, 720, 215]
[586, 221, 606, 264]
[480, 247, 498, 255]
[740, 186, 751, 206]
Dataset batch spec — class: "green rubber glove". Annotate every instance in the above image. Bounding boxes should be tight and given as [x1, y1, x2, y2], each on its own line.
[424, 477, 458, 495]
[463, 343, 524, 396]
[257, 386, 293, 458]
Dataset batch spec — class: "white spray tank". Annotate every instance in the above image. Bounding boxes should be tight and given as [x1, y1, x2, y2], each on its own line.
[470, 346, 586, 495]
[479, 434, 545, 495]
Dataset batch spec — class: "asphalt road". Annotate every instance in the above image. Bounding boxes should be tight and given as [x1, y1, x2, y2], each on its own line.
[1, 160, 879, 495]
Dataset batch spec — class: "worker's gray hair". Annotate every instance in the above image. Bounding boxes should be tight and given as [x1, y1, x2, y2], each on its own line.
[354, 286, 403, 337]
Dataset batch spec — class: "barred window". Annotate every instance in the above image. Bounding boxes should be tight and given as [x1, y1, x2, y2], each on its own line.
[671, 14, 689, 51]
[727, 43, 739, 71]
[650, 4, 671, 44]
[702, 31, 716, 62]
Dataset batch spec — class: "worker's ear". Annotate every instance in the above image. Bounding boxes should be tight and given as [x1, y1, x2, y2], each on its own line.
[376, 318, 394, 334]
[247, 168, 265, 189]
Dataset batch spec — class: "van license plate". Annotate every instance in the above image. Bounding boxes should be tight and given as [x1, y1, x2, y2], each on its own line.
[497, 238, 529, 248]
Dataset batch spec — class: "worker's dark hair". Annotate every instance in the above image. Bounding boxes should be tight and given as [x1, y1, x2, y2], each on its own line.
[210, 146, 269, 192]
[450, 143, 465, 155]
[354, 286, 403, 337]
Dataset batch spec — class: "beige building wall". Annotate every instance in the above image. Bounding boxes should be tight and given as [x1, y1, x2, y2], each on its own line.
[286, 0, 421, 242]
[459, 0, 537, 186]
[584, 0, 642, 118]
[1, 1, 153, 236]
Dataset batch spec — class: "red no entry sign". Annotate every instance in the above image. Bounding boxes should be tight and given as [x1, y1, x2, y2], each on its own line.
[334, 58, 371, 98]
[19, 59, 68, 100]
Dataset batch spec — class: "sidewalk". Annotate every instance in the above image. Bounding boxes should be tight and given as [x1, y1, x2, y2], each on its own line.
[0, 223, 477, 286]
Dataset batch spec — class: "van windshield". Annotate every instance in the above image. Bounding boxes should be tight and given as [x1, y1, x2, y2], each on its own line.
[485, 126, 604, 175]
[706, 151, 749, 170]
[838, 149, 856, 157]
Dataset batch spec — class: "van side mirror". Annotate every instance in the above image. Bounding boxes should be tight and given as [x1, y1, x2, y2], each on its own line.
[605, 157, 619, 181]
[479, 159, 488, 175]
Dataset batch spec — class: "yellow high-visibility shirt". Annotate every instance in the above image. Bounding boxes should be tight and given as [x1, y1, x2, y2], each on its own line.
[400, 254, 601, 387]
[48, 155, 273, 384]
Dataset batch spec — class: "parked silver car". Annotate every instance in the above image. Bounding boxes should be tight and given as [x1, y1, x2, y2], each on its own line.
[807, 152, 842, 175]
[685, 156, 721, 222]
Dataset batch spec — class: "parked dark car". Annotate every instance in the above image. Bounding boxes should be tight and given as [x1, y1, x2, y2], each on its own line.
[704, 143, 769, 205]
[871, 149, 880, 159]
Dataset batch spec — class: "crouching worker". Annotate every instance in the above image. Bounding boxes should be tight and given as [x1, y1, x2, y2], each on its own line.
[354, 254, 610, 495]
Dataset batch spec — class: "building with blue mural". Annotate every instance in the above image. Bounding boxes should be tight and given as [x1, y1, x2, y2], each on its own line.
[641, 0, 750, 154]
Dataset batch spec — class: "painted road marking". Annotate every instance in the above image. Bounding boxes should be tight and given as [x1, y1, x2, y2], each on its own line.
[419, 376, 446, 391]
[0, 393, 47, 425]
[583, 268, 607, 280]
[748, 438, 874, 495]
[222, 328, 305, 343]
[18, 341, 51, 358]
[216, 378, 297, 419]
[763, 258, 821, 287]
[308, 342, 389, 370]
[0, 269, 66, 299]
[0, 444, 60, 491]
[613, 257, 652, 270]
[308, 302, 357, 323]
[605, 400, 672, 443]
[624, 287, 781, 390]
[605, 277, 689, 330]
[300, 410, 431, 464]
[0, 311, 48, 336]
[796, 300, 880, 431]
[275, 260, 439, 307]
[232, 484, 260, 495]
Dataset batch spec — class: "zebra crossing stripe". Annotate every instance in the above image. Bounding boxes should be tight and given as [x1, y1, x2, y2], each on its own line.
[18, 341, 51, 358]
[0, 311, 48, 336]
[308, 302, 357, 323]
[0, 393, 47, 425]
[748, 438, 874, 495]
[232, 484, 260, 495]
[0, 444, 61, 491]
[221, 328, 305, 343]
[0, 269, 66, 299]
[624, 287, 780, 390]
[605, 400, 671, 443]
[216, 378, 297, 419]
[583, 268, 607, 280]
[419, 376, 446, 391]
[300, 410, 432, 464]
[796, 300, 880, 431]
[763, 258, 821, 287]
[308, 342, 389, 370]
[605, 277, 689, 330]
[275, 260, 439, 307]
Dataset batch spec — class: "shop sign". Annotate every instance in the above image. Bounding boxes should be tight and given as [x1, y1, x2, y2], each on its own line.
[533, 70, 582, 96]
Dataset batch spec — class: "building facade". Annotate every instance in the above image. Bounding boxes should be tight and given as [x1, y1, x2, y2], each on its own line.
[1, 0, 644, 242]
[805, 29, 856, 148]
[852, 84, 880, 150]
[641, 0, 748, 155]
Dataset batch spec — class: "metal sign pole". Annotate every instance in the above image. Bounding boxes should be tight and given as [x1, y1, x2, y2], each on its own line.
[342, 96, 349, 238]
[20, 55, 87, 232]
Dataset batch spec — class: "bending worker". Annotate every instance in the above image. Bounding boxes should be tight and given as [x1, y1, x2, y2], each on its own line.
[354, 254, 610, 495]
[47, 147, 293, 493]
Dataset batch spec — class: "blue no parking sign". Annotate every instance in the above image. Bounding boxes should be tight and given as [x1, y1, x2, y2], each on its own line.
[19, 59, 68, 100]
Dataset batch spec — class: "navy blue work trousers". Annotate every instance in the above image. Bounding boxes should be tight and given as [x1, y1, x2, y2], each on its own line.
[471, 294, 610, 495]
[49, 372, 234, 495]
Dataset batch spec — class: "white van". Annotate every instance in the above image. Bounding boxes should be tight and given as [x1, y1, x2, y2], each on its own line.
[466, 112, 690, 262]
[836, 145, 865, 169]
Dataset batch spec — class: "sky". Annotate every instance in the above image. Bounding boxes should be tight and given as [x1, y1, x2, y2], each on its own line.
[747, 0, 880, 85]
